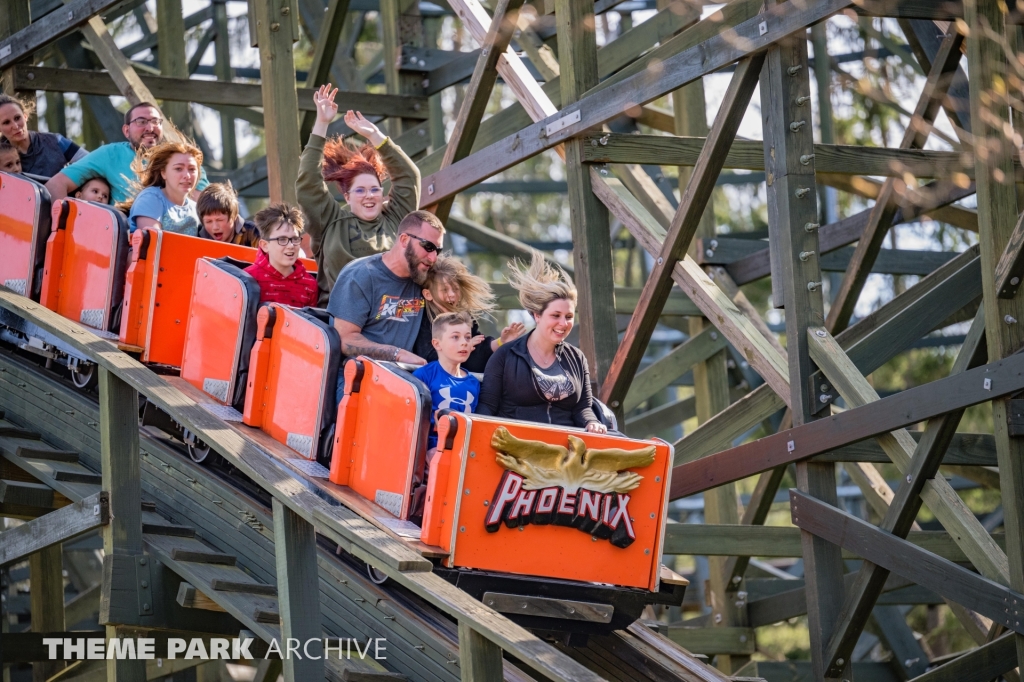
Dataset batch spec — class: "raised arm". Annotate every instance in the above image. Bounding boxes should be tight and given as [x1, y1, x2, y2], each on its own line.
[333, 318, 425, 366]
[297, 84, 343, 254]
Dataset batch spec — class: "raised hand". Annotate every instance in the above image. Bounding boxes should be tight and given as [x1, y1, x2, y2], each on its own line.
[500, 321, 526, 344]
[311, 84, 339, 137]
[343, 110, 386, 146]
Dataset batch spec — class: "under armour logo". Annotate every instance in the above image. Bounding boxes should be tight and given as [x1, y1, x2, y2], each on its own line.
[438, 386, 474, 413]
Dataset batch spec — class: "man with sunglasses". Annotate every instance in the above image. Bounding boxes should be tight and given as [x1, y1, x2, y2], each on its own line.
[45, 102, 209, 204]
[328, 210, 445, 401]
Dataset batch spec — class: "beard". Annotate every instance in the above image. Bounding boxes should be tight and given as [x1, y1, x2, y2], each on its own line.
[405, 242, 429, 285]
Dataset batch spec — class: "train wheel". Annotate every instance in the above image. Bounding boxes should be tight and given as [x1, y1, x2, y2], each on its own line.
[70, 363, 97, 390]
[183, 429, 216, 465]
[367, 564, 389, 586]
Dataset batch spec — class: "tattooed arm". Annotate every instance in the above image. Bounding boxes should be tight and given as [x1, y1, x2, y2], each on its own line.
[333, 318, 426, 366]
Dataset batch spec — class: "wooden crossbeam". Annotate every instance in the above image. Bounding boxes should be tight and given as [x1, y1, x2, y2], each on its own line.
[0, 491, 108, 566]
[592, 174, 791, 404]
[826, 30, 966, 333]
[910, 633, 1018, 682]
[428, 0, 524, 223]
[419, 0, 855, 204]
[814, 310, 988, 677]
[790, 489, 1024, 635]
[808, 318, 1011, 585]
[623, 326, 728, 413]
[995, 211, 1024, 299]
[13, 66, 428, 119]
[670, 351, 1024, 499]
[672, 383, 786, 467]
[0, 0, 122, 69]
[581, 134, 985, 179]
[601, 54, 765, 409]
[664, 524, 1004, 562]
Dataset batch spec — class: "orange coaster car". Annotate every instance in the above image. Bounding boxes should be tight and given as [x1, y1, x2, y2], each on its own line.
[0, 172, 51, 299]
[180, 257, 262, 411]
[243, 303, 341, 463]
[40, 198, 130, 335]
[330, 357, 685, 636]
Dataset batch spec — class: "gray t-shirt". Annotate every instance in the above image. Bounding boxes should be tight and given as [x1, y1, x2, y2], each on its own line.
[327, 253, 425, 352]
[527, 354, 574, 403]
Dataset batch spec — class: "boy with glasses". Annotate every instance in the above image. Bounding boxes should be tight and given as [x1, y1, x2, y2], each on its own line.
[45, 102, 209, 203]
[244, 204, 318, 307]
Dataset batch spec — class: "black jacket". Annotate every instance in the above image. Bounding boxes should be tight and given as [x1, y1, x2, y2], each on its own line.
[413, 314, 494, 373]
[477, 331, 598, 428]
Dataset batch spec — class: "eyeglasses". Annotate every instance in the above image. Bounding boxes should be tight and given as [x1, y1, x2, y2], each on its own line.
[402, 233, 440, 253]
[349, 186, 383, 198]
[129, 117, 164, 128]
[269, 236, 303, 246]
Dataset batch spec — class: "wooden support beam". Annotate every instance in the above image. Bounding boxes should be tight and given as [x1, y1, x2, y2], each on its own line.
[581, 134, 982, 179]
[967, 0, 1024, 669]
[298, 0, 351, 142]
[30, 543, 65, 682]
[624, 397, 696, 439]
[0, 0, 122, 70]
[156, 0, 189, 131]
[995, 211, 1024, 299]
[601, 54, 764, 410]
[0, 491, 108, 566]
[670, 351, 1024, 499]
[813, 311, 988, 677]
[808, 319, 1011, 586]
[272, 498, 324, 681]
[665, 627, 756, 656]
[250, 0, 301, 205]
[175, 582, 228, 612]
[428, 0, 524, 223]
[623, 326, 728, 413]
[664, 523, 1005, 563]
[910, 633, 1018, 682]
[791, 489, 1024, 635]
[672, 383, 786, 467]
[97, 366, 146, 682]
[721, 465, 787, 592]
[592, 173, 791, 403]
[212, 1, 237, 169]
[419, 0, 855, 204]
[186, 24, 216, 76]
[760, 31, 845, 680]
[826, 30, 966, 333]
[458, 621, 503, 681]
[554, 0, 616, 387]
[68, 2, 158, 108]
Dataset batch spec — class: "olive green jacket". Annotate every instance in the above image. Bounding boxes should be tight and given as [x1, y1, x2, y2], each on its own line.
[296, 133, 421, 305]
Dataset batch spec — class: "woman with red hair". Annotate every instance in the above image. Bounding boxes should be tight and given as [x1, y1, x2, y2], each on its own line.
[297, 84, 421, 305]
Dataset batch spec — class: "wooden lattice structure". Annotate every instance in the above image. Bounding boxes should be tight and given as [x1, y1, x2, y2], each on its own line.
[2, 0, 1024, 680]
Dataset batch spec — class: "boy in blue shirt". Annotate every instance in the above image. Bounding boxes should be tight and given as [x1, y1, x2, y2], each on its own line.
[413, 312, 480, 464]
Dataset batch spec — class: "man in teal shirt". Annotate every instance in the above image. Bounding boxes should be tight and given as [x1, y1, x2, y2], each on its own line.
[45, 102, 208, 204]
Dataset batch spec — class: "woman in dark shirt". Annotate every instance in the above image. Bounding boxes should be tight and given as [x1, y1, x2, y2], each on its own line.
[477, 252, 606, 433]
[0, 94, 86, 178]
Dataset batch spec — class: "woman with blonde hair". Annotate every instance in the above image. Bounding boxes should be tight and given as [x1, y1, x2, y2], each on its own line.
[477, 252, 606, 433]
[298, 84, 421, 304]
[0, 93, 87, 178]
[413, 255, 525, 372]
[126, 140, 203, 234]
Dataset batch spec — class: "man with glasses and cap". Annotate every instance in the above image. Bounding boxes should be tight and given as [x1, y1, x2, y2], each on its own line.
[45, 102, 209, 204]
[328, 210, 445, 402]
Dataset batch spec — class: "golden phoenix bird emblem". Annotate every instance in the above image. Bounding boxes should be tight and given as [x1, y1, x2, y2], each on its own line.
[490, 426, 656, 494]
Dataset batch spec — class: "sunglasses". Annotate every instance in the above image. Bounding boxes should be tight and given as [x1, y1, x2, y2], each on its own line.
[402, 233, 440, 253]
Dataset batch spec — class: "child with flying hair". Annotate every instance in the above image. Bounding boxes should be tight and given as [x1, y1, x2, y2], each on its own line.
[412, 255, 525, 373]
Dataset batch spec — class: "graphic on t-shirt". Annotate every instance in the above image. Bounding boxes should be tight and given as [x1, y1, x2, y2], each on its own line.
[532, 366, 573, 402]
[437, 385, 475, 412]
[375, 295, 424, 322]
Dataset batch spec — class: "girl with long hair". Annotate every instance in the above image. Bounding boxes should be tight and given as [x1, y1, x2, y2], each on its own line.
[413, 255, 525, 372]
[0, 94, 87, 178]
[297, 84, 421, 305]
[125, 140, 203, 234]
[477, 252, 606, 433]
